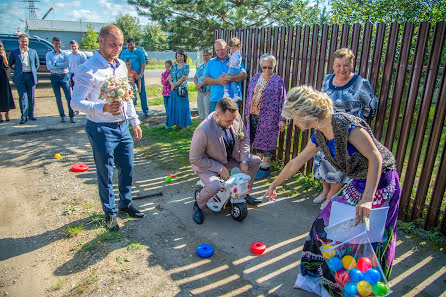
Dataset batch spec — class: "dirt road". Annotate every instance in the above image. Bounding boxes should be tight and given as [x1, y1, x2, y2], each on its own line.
[0, 85, 445, 297]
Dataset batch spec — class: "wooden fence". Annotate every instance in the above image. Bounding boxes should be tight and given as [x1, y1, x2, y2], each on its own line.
[214, 21, 446, 234]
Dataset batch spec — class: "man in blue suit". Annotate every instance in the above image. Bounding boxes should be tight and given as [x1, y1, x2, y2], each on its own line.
[9, 34, 39, 124]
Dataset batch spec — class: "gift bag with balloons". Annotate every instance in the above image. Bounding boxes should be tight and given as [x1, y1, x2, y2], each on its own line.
[320, 231, 391, 296]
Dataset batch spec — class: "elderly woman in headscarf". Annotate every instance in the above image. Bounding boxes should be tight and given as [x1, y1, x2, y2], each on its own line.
[245, 53, 286, 179]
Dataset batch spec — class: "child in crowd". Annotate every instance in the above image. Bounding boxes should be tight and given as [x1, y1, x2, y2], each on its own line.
[224, 37, 242, 101]
[125, 59, 141, 106]
[161, 60, 172, 115]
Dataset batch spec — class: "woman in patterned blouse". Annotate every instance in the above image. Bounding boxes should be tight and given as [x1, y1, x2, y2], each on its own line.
[314, 48, 378, 210]
[245, 53, 287, 180]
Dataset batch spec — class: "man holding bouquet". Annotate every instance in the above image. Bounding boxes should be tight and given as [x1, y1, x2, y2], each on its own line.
[71, 25, 144, 231]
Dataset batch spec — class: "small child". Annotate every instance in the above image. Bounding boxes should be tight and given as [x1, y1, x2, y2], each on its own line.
[125, 59, 141, 106]
[161, 60, 172, 114]
[224, 37, 242, 101]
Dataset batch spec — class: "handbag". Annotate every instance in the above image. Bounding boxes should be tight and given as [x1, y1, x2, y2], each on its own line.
[177, 84, 187, 97]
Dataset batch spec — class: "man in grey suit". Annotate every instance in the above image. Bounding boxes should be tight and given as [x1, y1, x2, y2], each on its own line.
[189, 97, 262, 224]
[9, 34, 39, 124]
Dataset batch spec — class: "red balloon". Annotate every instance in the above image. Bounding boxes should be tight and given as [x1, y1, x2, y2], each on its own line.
[357, 257, 373, 272]
[168, 174, 174, 178]
[335, 269, 351, 287]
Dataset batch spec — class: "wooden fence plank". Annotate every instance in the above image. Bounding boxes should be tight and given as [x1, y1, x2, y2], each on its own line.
[384, 22, 414, 149]
[308, 25, 319, 87]
[409, 22, 446, 221]
[340, 23, 350, 48]
[300, 25, 310, 85]
[290, 26, 302, 87]
[316, 24, 329, 90]
[425, 51, 446, 230]
[374, 22, 400, 141]
[276, 26, 287, 161]
[351, 23, 361, 72]
[369, 22, 386, 92]
[396, 22, 431, 219]
[327, 24, 339, 74]
[358, 23, 373, 78]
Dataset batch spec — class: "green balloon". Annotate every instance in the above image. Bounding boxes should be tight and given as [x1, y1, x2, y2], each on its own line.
[166, 176, 172, 183]
[372, 282, 388, 296]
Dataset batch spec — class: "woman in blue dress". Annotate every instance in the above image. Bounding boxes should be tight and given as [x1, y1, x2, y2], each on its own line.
[166, 50, 192, 129]
[313, 48, 377, 210]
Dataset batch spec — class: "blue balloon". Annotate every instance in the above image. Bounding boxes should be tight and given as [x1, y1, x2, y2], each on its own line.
[344, 281, 358, 296]
[196, 244, 214, 258]
[364, 268, 381, 284]
[327, 257, 343, 272]
[349, 268, 364, 283]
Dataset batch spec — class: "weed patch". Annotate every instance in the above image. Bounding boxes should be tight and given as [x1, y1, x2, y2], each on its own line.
[127, 241, 145, 251]
[64, 224, 84, 237]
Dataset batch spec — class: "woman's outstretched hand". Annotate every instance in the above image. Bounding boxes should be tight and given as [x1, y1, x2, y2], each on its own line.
[356, 196, 373, 223]
[262, 184, 278, 201]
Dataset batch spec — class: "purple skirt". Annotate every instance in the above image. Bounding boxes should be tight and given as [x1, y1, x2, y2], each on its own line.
[296, 170, 401, 296]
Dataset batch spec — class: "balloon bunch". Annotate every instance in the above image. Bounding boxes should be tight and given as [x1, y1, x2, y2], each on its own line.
[321, 244, 389, 296]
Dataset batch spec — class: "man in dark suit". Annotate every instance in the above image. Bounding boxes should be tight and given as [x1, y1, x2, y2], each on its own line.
[189, 98, 262, 224]
[9, 34, 39, 124]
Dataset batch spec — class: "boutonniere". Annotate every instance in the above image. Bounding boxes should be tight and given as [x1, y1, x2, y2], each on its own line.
[235, 129, 245, 140]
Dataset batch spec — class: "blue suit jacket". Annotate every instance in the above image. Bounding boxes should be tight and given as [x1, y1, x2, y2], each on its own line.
[9, 48, 39, 86]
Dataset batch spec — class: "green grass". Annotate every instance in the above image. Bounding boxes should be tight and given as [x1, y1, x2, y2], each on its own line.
[63, 203, 80, 215]
[140, 83, 198, 107]
[51, 280, 63, 291]
[116, 256, 130, 264]
[64, 224, 84, 237]
[97, 230, 124, 243]
[127, 241, 145, 251]
[87, 212, 105, 227]
[138, 119, 200, 169]
[69, 273, 99, 296]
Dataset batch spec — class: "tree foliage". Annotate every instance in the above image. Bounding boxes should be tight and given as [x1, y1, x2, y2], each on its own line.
[128, 0, 322, 49]
[142, 24, 169, 51]
[329, 0, 446, 24]
[114, 14, 143, 44]
[80, 24, 99, 50]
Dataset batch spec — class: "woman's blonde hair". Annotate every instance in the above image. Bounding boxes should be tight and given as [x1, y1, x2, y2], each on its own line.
[282, 86, 333, 121]
[333, 48, 355, 63]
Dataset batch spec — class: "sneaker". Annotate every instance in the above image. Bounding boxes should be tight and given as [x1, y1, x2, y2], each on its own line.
[70, 117, 76, 123]
[192, 201, 204, 224]
[313, 195, 327, 204]
[255, 168, 271, 180]
[105, 216, 120, 231]
[118, 205, 145, 218]
[144, 112, 151, 117]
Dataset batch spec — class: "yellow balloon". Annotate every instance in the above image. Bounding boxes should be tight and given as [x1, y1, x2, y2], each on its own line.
[357, 280, 373, 296]
[342, 255, 357, 270]
[55, 153, 61, 159]
[321, 244, 335, 259]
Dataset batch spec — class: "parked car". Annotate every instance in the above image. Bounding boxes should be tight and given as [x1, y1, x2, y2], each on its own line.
[121, 45, 149, 64]
[0, 34, 53, 78]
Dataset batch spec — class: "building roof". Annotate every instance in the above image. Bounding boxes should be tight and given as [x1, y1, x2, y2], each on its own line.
[27, 19, 107, 33]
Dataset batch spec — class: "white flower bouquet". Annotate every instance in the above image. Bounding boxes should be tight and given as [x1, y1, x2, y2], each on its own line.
[100, 76, 134, 114]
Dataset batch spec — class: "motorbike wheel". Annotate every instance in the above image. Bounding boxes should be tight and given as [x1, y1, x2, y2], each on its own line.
[194, 185, 203, 201]
[231, 203, 248, 222]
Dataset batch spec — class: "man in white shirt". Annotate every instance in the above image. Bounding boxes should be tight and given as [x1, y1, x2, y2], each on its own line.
[68, 40, 87, 90]
[71, 25, 144, 231]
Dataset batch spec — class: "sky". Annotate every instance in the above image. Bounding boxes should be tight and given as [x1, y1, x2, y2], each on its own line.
[0, 0, 149, 34]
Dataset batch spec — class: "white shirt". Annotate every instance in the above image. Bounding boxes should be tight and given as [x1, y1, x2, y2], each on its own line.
[68, 51, 87, 74]
[20, 48, 31, 72]
[71, 51, 141, 127]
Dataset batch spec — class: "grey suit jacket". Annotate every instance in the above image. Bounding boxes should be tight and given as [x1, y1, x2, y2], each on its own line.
[9, 48, 39, 86]
[190, 112, 250, 174]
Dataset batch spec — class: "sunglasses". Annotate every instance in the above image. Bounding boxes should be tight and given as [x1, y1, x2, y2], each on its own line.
[262, 66, 273, 69]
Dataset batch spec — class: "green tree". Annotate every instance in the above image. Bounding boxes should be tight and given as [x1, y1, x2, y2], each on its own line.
[128, 0, 322, 49]
[329, 0, 446, 24]
[142, 24, 169, 51]
[80, 24, 99, 50]
[113, 14, 143, 44]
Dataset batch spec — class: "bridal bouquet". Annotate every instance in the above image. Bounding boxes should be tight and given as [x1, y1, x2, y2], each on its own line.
[100, 76, 134, 103]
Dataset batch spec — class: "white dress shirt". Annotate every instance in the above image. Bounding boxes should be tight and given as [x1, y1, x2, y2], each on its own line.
[71, 51, 141, 127]
[20, 48, 31, 72]
[68, 51, 87, 74]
